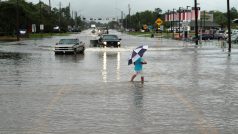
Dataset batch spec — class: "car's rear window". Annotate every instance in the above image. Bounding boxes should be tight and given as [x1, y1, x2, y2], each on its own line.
[59, 39, 78, 44]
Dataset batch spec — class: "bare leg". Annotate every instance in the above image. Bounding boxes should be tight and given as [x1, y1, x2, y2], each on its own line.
[130, 74, 137, 82]
[141, 76, 144, 84]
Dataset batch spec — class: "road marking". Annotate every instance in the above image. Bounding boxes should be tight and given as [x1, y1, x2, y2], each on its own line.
[166, 86, 219, 134]
[32, 85, 73, 133]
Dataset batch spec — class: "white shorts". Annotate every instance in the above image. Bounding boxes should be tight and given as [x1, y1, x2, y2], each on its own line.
[135, 70, 144, 77]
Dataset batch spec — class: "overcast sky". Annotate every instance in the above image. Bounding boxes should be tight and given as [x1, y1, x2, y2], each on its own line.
[27, 0, 238, 19]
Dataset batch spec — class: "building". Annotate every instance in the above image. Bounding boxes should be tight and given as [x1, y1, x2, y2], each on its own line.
[165, 8, 220, 32]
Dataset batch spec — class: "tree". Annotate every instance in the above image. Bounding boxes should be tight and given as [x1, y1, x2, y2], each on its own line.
[154, 8, 162, 17]
[0, 0, 84, 35]
[230, 7, 238, 20]
[209, 10, 226, 28]
[124, 10, 159, 31]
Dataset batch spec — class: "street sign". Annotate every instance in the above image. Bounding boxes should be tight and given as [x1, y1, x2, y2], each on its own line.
[40, 24, 44, 31]
[143, 24, 148, 30]
[32, 24, 36, 33]
[155, 18, 163, 26]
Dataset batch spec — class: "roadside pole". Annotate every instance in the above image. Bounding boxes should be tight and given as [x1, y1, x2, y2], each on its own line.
[16, 0, 20, 41]
[227, 0, 231, 54]
[194, 0, 198, 45]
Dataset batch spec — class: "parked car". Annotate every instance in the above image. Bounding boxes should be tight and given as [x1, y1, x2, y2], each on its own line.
[213, 30, 225, 40]
[229, 33, 238, 43]
[54, 38, 85, 54]
[192, 34, 213, 41]
[98, 34, 121, 47]
[224, 29, 238, 39]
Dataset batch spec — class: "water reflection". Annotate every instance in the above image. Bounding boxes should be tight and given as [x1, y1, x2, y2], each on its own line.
[116, 52, 121, 80]
[131, 87, 144, 132]
[101, 51, 121, 82]
[54, 54, 84, 63]
[102, 52, 107, 82]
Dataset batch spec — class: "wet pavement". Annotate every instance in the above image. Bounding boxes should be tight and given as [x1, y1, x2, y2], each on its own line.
[0, 30, 238, 134]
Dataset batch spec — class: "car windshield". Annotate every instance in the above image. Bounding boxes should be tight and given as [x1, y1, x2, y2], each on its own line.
[59, 39, 78, 44]
[103, 35, 118, 40]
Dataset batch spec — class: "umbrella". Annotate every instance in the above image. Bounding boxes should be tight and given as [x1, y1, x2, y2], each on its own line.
[128, 45, 148, 65]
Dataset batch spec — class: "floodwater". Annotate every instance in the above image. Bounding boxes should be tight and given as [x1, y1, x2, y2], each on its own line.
[0, 30, 238, 134]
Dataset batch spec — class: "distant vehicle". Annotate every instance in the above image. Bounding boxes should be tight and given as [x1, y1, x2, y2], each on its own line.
[192, 34, 213, 41]
[53, 26, 60, 33]
[224, 29, 238, 39]
[233, 19, 238, 23]
[91, 24, 96, 28]
[98, 34, 121, 47]
[214, 30, 225, 39]
[71, 28, 81, 32]
[19, 29, 27, 35]
[229, 33, 238, 43]
[54, 38, 85, 54]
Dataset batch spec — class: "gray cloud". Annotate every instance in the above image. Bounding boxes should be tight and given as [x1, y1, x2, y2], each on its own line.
[27, 0, 238, 20]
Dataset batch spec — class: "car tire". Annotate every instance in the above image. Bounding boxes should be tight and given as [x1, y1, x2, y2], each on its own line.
[74, 49, 77, 55]
[80, 47, 85, 54]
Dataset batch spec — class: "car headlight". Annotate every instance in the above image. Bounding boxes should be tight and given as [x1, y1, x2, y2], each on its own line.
[117, 42, 121, 45]
[103, 42, 107, 45]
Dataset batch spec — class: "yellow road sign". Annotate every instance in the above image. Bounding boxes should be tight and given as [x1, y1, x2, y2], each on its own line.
[155, 18, 163, 25]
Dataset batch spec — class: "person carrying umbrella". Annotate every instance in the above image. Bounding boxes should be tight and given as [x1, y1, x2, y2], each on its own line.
[128, 45, 148, 83]
[130, 57, 147, 83]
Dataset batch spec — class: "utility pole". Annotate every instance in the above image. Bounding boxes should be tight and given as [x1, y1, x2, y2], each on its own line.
[179, 7, 181, 38]
[203, 11, 205, 31]
[69, 2, 71, 17]
[194, 0, 199, 45]
[75, 11, 77, 27]
[59, 2, 61, 32]
[172, 8, 175, 38]
[16, 0, 20, 41]
[227, 0, 231, 53]
[128, 4, 131, 29]
[39, 0, 42, 37]
[49, 0, 51, 10]
[121, 11, 124, 29]
[168, 10, 172, 33]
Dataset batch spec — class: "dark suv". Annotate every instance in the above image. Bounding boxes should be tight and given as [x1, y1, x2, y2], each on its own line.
[98, 34, 121, 47]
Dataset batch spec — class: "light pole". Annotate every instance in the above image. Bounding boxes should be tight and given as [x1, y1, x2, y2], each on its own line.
[194, 0, 199, 45]
[128, 4, 131, 29]
[178, 7, 182, 38]
[168, 10, 172, 33]
[172, 8, 175, 38]
[16, 0, 20, 41]
[167, 10, 171, 37]
[227, 0, 231, 53]
[203, 10, 206, 31]
[115, 8, 124, 30]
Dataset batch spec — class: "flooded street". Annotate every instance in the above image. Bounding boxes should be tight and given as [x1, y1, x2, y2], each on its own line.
[0, 30, 238, 134]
